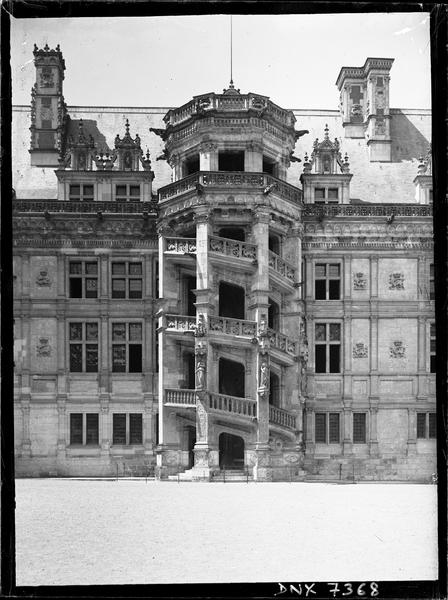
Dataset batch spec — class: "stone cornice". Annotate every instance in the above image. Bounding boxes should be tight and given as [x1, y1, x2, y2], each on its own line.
[13, 237, 158, 249]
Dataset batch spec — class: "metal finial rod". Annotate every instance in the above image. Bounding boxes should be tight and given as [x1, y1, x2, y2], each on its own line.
[230, 15, 233, 86]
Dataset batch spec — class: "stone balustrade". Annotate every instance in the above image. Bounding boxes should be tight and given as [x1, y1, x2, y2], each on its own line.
[268, 251, 297, 284]
[158, 171, 302, 204]
[165, 314, 196, 332]
[208, 316, 257, 337]
[303, 204, 432, 218]
[165, 388, 196, 406]
[209, 235, 257, 261]
[269, 405, 296, 430]
[267, 328, 298, 356]
[165, 237, 197, 254]
[207, 392, 257, 418]
[13, 199, 157, 215]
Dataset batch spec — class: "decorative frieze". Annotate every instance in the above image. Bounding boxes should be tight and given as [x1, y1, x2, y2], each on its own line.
[208, 316, 257, 337]
[389, 340, 406, 359]
[353, 272, 367, 290]
[389, 272, 405, 290]
[209, 235, 256, 260]
[353, 342, 368, 358]
[165, 237, 197, 254]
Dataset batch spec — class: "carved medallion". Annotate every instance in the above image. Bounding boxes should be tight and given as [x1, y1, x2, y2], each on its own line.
[389, 272, 404, 290]
[390, 341, 406, 358]
[36, 337, 51, 357]
[353, 272, 367, 290]
[353, 342, 368, 358]
[36, 268, 51, 287]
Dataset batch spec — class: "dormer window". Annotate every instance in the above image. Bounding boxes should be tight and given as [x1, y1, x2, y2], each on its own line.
[69, 184, 94, 202]
[115, 184, 140, 202]
[314, 187, 339, 204]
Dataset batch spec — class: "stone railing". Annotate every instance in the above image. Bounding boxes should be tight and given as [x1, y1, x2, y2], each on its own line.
[165, 93, 293, 127]
[303, 204, 432, 218]
[267, 328, 297, 356]
[165, 237, 197, 254]
[208, 316, 257, 337]
[158, 172, 302, 204]
[207, 392, 257, 418]
[269, 406, 296, 430]
[165, 388, 196, 406]
[165, 314, 196, 332]
[209, 235, 257, 261]
[268, 251, 297, 284]
[13, 199, 157, 215]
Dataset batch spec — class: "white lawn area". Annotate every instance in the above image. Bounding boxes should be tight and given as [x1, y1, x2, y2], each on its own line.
[15, 479, 438, 586]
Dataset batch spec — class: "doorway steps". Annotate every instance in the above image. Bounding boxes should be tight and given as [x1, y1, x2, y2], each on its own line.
[211, 469, 253, 482]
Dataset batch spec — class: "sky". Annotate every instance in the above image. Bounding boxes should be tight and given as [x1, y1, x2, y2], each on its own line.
[11, 12, 431, 110]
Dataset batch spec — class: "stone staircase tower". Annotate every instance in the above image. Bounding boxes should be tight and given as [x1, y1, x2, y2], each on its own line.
[154, 84, 309, 481]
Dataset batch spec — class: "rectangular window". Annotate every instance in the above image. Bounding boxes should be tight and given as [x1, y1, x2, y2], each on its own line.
[115, 184, 141, 202]
[69, 184, 94, 202]
[429, 264, 435, 300]
[353, 413, 366, 444]
[112, 413, 143, 445]
[69, 322, 98, 372]
[111, 262, 143, 299]
[430, 322, 436, 373]
[315, 413, 340, 443]
[69, 261, 98, 298]
[112, 322, 142, 373]
[70, 413, 99, 445]
[417, 412, 436, 439]
[315, 263, 341, 300]
[315, 188, 325, 200]
[429, 189, 433, 204]
[315, 323, 341, 373]
[314, 187, 339, 204]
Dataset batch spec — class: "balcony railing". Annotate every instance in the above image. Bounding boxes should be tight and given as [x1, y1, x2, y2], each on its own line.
[13, 199, 157, 215]
[303, 204, 432, 218]
[158, 172, 302, 204]
[208, 316, 257, 337]
[207, 392, 257, 418]
[165, 237, 197, 254]
[165, 314, 196, 332]
[165, 388, 196, 406]
[268, 251, 297, 284]
[269, 406, 296, 430]
[209, 235, 257, 261]
[267, 328, 298, 356]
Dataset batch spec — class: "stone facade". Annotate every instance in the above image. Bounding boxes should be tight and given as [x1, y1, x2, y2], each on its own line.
[12, 47, 435, 481]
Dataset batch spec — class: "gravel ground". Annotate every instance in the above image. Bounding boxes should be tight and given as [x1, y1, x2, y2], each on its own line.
[15, 479, 438, 585]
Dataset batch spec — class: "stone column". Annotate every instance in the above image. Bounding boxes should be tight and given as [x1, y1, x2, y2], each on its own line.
[100, 397, 110, 456]
[370, 315, 379, 399]
[407, 408, 417, 455]
[21, 400, 31, 457]
[56, 397, 67, 458]
[99, 315, 109, 395]
[56, 310, 67, 396]
[343, 316, 352, 399]
[99, 253, 108, 299]
[417, 316, 426, 397]
[143, 397, 154, 454]
[156, 226, 167, 476]
[369, 405, 379, 456]
[199, 142, 218, 171]
[305, 408, 314, 453]
[342, 404, 352, 455]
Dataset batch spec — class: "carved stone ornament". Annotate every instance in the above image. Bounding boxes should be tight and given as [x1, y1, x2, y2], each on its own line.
[353, 342, 368, 359]
[195, 356, 206, 390]
[375, 119, 386, 135]
[353, 272, 367, 290]
[284, 453, 299, 464]
[193, 313, 206, 338]
[36, 268, 52, 287]
[258, 360, 269, 391]
[389, 272, 405, 290]
[36, 337, 51, 357]
[194, 447, 209, 467]
[390, 340, 406, 359]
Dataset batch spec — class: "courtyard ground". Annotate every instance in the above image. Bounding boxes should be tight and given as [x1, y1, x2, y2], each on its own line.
[15, 479, 438, 586]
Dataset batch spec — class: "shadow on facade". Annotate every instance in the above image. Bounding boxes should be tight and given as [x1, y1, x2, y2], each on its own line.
[66, 118, 110, 151]
[390, 111, 430, 162]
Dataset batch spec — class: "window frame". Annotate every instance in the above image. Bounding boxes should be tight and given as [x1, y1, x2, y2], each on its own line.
[314, 262, 342, 300]
[314, 322, 342, 373]
[111, 261, 143, 299]
[68, 321, 99, 373]
[69, 183, 95, 202]
[68, 259, 99, 299]
[115, 183, 142, 202]
[352, 412, 367, 444]
[112, 413, 143, 446]
[429, 263, 435, 300]
[69, 413, 99, 446]
[417, 412, 437, 439]
[429, 321, 436, 373]
[314, 412, 341, 444]
[313, 186, 340, 205]
[111, 321, 143, 373]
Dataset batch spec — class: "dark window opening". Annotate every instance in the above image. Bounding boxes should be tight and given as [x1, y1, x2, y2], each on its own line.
[428, 413, 436, 438]
[268, 299, 280, 330]
[69, 278, 82, 298]
[219, 227, 245, 241]
[186, 353, 195, 389]
[70, 414, 83, 445]
[269, 372, 280, 407]
[315, 345, 326, 373]
[113, 414, 127, 444]
[329, 413, 340, 443]
[186, 276, 196, 316]
[315, 413, 327, 443]
[218, 150, 244, 172]
[219, 358, 245, 398]
[219, 282, 245, 319]
[315, 188, 325, 199]
[269, 234, 280, 254]
[185, 154, 200, 176]
[263, 157, 276, 176]
[329, 346, 340, 373]
[86, 414, 99, 445]
[429, 264, 435, 300]
[417, 413, 426, 439]
[219, 432, 245, 469]
[129, 414, 143, 444]
[129, 345, 142, 373]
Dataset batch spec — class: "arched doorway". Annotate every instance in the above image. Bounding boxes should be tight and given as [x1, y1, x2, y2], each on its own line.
[219, 432, 245, 469]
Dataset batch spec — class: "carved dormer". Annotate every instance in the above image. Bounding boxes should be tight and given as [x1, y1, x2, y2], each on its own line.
[114, 119, 143, 171]
[63, 120, 96, 170]
[29, 43, 68, 166]
[300, 125, 352, 204]
[414, 145, 433, 205]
